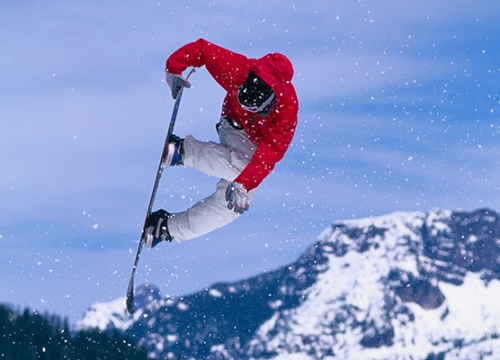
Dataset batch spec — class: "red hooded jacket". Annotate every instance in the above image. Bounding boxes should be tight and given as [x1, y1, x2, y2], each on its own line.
[166, 39, 298, 191]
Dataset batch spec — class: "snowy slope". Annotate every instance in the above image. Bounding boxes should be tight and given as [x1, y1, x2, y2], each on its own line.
[76, 208, 500, 360]
[75, 283, 161, 332]
[247, 209, 500, 359]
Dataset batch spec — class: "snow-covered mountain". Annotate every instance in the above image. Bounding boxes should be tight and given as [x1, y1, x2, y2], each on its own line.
[76, 208, 500, 359]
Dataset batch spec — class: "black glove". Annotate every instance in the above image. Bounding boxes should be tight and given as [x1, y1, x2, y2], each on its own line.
[166, 72, 191, 99]
[225, 182, 250, 214]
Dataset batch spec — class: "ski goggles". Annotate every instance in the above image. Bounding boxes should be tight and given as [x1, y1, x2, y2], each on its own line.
[238, 90, 276, 114]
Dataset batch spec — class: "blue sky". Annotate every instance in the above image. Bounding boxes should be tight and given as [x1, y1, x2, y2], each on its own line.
[1, 0, 499, 323]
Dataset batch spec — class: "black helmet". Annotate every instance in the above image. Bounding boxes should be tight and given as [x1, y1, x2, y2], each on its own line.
[237, 70, 276, 117]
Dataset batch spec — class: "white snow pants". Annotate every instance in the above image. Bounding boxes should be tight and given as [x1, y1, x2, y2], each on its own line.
[167, 118, 257, 242]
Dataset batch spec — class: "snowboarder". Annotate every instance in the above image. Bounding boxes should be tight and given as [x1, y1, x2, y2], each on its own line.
[143, 38, 299, 248]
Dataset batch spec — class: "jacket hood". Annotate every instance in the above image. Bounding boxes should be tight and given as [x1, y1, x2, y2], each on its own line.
[250, 53, 294, 99]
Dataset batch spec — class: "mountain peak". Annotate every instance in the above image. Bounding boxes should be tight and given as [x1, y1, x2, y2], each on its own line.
[77, 208, 500, 359]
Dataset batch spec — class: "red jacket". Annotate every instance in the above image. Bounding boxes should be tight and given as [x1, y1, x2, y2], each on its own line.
[166, 39, 298, 191]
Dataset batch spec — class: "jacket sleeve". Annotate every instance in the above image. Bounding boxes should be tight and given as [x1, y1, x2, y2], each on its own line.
[166, 38, 248, 91]
[234, 92, 298, 191]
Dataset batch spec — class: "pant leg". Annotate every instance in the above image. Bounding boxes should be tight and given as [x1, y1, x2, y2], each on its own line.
[168, 179, 256, 242]
[181, 119, 257, 181]
[168, 119, 257, 242]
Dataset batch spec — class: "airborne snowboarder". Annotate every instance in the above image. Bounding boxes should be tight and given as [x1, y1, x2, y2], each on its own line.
[143, 39, 299, 247]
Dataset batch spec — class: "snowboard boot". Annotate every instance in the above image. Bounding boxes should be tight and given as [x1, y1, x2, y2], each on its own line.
[161, 134, 184, 168]
[143, 209, 173, 248]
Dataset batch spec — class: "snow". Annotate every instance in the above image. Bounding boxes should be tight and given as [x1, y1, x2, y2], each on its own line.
[268, 299, 283, 309]
[74, 296, 133, 332]
[270, 354, 314, 360]
[209, 288, 223, 297]
[410, 273, 500, 345]
[76, 209, 500, 359]
[249, 210, 500, 359]
[377, 272, 500, 359]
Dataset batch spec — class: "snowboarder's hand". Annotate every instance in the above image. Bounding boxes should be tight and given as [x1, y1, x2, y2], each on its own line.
[166, 72, 192, 99]
[225, 182, 250, 214]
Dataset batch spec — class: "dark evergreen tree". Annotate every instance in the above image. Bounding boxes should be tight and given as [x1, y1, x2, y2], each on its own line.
[0, 304, 150, 360]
